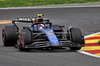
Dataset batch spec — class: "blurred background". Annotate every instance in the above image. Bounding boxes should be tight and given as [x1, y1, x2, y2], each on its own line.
[0, 0, 100, 7]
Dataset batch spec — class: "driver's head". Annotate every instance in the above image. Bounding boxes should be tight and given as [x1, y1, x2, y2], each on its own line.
[35, 14, 44, 22]
[36, 17, 44, 22]
[38, 24, 44, 29]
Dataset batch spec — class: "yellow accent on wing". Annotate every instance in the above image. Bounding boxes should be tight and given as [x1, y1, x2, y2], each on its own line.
[35, 14, 44, 17]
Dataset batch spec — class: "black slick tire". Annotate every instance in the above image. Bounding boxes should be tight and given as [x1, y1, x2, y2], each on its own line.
[18, 29, 32, 51]
[69, 28, 82, 50]
[2, 26, 18, 46]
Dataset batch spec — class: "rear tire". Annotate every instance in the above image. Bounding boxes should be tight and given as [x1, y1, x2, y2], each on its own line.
[69, 28, 83, 50]
[2, 26, 18, 46]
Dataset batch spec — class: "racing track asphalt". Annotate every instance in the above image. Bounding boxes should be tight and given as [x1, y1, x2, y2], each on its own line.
[0, 7, 100, 66]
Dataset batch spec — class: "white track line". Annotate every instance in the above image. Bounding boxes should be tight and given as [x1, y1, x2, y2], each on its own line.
[85, 32, 100, 38]
[77, 50, 100, 58]
[0, 4, 100, 10]
[77, 32, 100, 58]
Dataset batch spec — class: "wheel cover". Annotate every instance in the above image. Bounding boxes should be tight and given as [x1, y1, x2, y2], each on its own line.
[2, 29, 6, 45]
[17, 35, 20, 48]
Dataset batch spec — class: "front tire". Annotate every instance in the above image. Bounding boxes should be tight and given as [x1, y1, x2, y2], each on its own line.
[69, 28, 83, 50]
[17, 29, 32, 51]
[17, 34, 24, 51]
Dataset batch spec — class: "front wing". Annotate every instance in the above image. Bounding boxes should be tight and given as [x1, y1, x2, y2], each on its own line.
[23, 40, 84, 48]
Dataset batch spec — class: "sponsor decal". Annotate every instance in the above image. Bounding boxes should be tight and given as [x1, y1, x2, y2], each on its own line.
[48, 32, 53, 35]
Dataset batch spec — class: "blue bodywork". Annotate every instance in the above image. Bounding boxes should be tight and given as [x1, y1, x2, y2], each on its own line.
[29, 25, 59, 45]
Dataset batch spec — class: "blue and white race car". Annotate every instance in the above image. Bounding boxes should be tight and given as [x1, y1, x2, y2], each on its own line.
[2, 14, 85, 51]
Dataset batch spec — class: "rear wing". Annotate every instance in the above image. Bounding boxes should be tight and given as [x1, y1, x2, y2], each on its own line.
[12, 17, 34, 23]
[12, 17, 50, 23]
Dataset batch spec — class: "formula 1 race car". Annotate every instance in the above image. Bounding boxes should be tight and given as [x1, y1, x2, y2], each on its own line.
[2, 14, 85, 51]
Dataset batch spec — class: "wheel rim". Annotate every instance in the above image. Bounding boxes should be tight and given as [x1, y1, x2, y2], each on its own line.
[17, 35, 20, 48]
[17, 34, 23, 51]
[2, 29, 6, 45]
[69, 30, 73, 41]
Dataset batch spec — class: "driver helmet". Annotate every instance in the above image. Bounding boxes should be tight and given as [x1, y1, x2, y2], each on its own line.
[36, 17, 44, 22]
[38, 24, 44, 29]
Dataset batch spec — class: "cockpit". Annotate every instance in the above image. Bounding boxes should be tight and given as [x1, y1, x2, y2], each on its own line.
[32, 21, 52, 30]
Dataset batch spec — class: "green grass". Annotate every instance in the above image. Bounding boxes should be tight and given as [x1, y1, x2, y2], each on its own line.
[0, 0, 100, 7]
